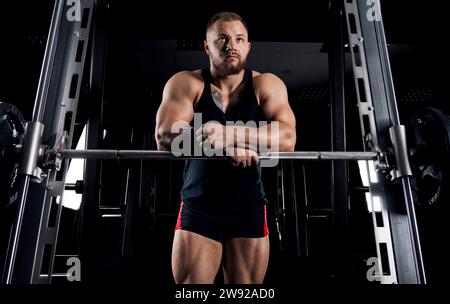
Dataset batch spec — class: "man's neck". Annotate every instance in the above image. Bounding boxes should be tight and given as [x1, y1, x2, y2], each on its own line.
[209, 68, 245, 93]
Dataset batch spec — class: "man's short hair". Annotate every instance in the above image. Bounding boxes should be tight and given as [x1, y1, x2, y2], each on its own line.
[206, 11, 248, 35]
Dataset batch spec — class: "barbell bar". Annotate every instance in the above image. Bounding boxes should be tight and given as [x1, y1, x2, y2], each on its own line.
[52, 149, 379, 161]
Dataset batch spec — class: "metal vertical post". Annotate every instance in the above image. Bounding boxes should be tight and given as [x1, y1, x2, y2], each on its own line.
[343, 0, 426, 283]
[2, 0, 95, 283]
[329, 0, 350, 281]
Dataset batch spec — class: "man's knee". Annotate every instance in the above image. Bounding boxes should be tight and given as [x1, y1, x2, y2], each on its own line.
[174, 275, 216, 284]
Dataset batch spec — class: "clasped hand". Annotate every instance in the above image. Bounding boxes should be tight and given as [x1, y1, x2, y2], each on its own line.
[196, 122, 259, 167]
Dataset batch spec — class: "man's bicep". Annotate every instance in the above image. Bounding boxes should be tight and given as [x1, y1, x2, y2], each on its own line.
[261, 77, 296, 128]
[155, 95, 194, 150]
[157, 96, 194, 127]
[157, 74, 195, 128]
[270, 102, 296, 129]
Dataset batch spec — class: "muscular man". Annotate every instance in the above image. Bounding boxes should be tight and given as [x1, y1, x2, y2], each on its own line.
[155, 12, 296, 284]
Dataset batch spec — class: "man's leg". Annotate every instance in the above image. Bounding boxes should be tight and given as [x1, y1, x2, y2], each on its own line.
[172, 229, 223, 284]
[223, 236, 270, 284]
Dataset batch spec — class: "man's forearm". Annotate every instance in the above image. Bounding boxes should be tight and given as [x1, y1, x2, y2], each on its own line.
[227, 123, 296, 152]
[156, 120, 191, 151]
[156, 131, 176, 151]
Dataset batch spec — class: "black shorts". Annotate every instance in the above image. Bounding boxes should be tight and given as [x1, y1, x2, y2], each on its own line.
[174, 201, 269, 243]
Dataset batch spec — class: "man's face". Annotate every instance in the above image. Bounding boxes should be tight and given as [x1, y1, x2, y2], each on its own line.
[205, 20, 251, 76]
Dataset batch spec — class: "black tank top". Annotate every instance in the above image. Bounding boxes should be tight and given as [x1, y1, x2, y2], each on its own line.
[180, 68, 268, 214]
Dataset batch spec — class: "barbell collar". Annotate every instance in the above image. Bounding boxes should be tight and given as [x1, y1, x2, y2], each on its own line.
[19, 122, 44, 176]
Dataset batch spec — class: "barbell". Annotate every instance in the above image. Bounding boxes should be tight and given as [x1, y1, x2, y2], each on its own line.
[2, 102, 450, 210]
[53, 149, 379, 161]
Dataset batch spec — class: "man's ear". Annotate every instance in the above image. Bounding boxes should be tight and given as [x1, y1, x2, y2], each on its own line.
[204, 40, 210, 55]
[248, 41, 251, 51]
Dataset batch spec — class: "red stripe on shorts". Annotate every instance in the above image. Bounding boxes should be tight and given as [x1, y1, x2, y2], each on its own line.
[175, 201, 184, 230]
[264, 205, 269, 236]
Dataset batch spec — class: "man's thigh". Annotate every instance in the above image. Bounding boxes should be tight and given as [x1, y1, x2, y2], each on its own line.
[172, 229, 223, 284]
[223, 236, 270, 284]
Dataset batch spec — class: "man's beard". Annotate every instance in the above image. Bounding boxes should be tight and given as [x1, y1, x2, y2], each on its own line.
[212, 57, 246, 77]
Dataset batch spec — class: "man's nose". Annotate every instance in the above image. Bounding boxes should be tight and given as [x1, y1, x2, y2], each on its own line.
[225, 40, 236, 51]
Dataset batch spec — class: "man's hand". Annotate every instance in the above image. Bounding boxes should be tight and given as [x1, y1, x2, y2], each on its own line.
[225, 147, 259, 168]
[196, 122, 231, 151]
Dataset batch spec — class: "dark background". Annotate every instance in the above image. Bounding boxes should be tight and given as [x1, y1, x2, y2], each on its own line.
[0, 0, 449, 286]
